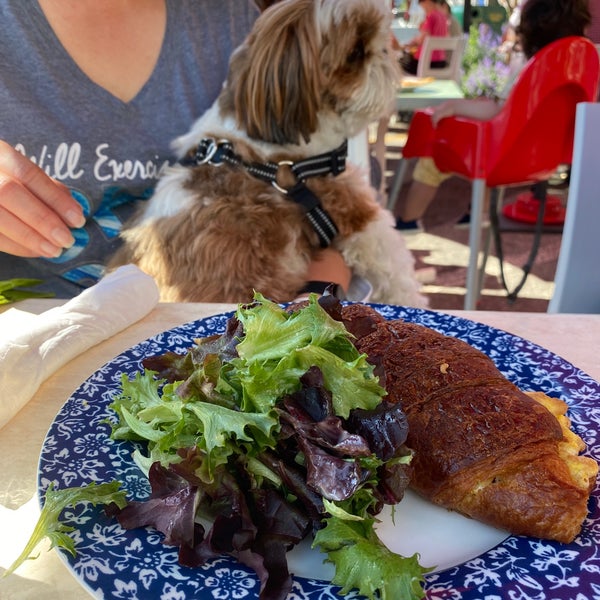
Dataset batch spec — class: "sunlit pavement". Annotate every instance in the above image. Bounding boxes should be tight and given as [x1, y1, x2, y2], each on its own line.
[404, 231, 554, 303]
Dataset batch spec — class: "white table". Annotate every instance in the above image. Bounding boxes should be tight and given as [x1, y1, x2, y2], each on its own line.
[396, 78, 464, 112]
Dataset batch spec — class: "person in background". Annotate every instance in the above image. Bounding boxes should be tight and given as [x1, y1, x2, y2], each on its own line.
[498, 0, 526, 65]
[399, 0, 449, 75]
[0, 0, 352, 299]
[441, 0, 462, 37]
[394, 0, 591, 231]
[401, 0, 425, 26]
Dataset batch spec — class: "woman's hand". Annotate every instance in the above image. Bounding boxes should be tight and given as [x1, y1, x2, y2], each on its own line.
[431, 99, 460, 126]
[294, 248, 351, 302]
[306, 247, 351, 291]
[0, 141, 85, 258]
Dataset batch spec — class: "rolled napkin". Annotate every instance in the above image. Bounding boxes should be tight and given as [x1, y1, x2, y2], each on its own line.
[0, 265, 159, 430]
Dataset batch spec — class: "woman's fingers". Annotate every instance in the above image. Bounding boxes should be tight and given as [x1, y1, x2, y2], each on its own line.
[0, 176, 77, 257]
[0, 228, 44, 258]
[0, 141, 85, 257]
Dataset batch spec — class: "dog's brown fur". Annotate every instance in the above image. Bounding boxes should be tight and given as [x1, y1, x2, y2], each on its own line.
[111, 154, 378, 302]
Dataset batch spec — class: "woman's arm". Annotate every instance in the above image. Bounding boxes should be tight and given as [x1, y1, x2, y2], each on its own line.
[431, 98, 503, 126]
[404, 11, 429, 49]
[404, 29, 426, 50]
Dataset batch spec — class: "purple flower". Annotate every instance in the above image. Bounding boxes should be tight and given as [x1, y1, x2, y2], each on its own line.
[461, 24, 510, 98]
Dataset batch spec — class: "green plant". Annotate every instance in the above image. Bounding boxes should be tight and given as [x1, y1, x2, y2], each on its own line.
[0, 278, 54, 304]
[461, 24, 510, 99]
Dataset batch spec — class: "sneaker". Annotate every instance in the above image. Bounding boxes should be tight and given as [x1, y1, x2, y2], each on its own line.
[456, 213, 470, 227]
[455, 212, 490, 229]
[395, 217, 423, 233]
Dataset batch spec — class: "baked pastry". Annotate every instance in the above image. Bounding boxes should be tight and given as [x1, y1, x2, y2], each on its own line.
[343, 306, 598, 543]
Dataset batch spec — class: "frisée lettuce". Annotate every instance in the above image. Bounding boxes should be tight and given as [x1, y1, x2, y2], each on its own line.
[3, 482, 127, 577]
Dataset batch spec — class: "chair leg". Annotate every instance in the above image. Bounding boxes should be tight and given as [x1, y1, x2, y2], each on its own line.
[387, 157, 413, 213]
[477, 187, 504, 296]
[464, 179, 487, 310]
[373, 117, 389, 196]
[477, 226, 491, 299]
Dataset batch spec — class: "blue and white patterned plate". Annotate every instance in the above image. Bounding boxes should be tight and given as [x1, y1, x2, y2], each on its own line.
[38, 305, 600, 600]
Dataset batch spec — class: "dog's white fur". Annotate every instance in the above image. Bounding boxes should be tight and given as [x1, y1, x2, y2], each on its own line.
[110, 0, 427, 307]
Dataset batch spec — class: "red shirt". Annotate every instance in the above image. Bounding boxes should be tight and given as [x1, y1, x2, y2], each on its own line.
[416, 9, 449, 61]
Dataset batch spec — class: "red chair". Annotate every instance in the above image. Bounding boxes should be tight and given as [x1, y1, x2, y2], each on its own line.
[398, 36, 600, 310]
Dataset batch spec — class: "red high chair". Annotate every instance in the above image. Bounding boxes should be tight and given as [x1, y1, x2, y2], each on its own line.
[399, 36, 600, 309]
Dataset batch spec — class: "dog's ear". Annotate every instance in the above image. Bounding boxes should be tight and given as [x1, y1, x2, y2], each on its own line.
[228, 0, 322, 145]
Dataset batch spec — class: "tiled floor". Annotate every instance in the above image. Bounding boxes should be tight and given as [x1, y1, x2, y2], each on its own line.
[377, 117, 565, 312]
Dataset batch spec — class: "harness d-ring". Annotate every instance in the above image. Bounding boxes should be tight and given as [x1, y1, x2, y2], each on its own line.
[272, 160, 297, 194]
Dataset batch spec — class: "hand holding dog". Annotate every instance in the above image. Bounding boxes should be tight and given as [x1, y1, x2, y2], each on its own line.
[0, 141, 85, 258]
[306, 248, 352, 292]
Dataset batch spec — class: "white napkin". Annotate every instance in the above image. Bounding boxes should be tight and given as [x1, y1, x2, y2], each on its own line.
[0, 265, 159, 430]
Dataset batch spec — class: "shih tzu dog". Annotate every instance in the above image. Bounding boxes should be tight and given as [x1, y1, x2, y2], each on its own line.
[109, 0, 427, 306]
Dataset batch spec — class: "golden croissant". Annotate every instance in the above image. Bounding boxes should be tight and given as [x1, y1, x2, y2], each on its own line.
[341, 304, 598, 543]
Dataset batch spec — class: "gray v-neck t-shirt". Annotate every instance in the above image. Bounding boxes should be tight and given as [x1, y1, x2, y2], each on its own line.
[0, 0, 258, 297]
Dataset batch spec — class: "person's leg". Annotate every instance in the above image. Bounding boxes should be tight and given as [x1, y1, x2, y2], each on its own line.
[394, 158, 451, 226]
[401, 180, 440, 221]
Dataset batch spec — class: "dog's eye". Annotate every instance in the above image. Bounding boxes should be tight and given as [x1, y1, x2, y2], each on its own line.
[347, 40, 366, 64]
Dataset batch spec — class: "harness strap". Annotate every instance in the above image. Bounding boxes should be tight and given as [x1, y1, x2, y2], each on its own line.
[286, 182, 338, 248]
[180, 138, 346, 247]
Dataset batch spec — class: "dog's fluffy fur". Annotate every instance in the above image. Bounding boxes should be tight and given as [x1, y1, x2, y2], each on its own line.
[110, 0, 427, 307]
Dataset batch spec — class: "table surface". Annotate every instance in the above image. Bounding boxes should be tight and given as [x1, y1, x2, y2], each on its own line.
[397, 78, 464, 111]
[1, 300, 599, 598]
